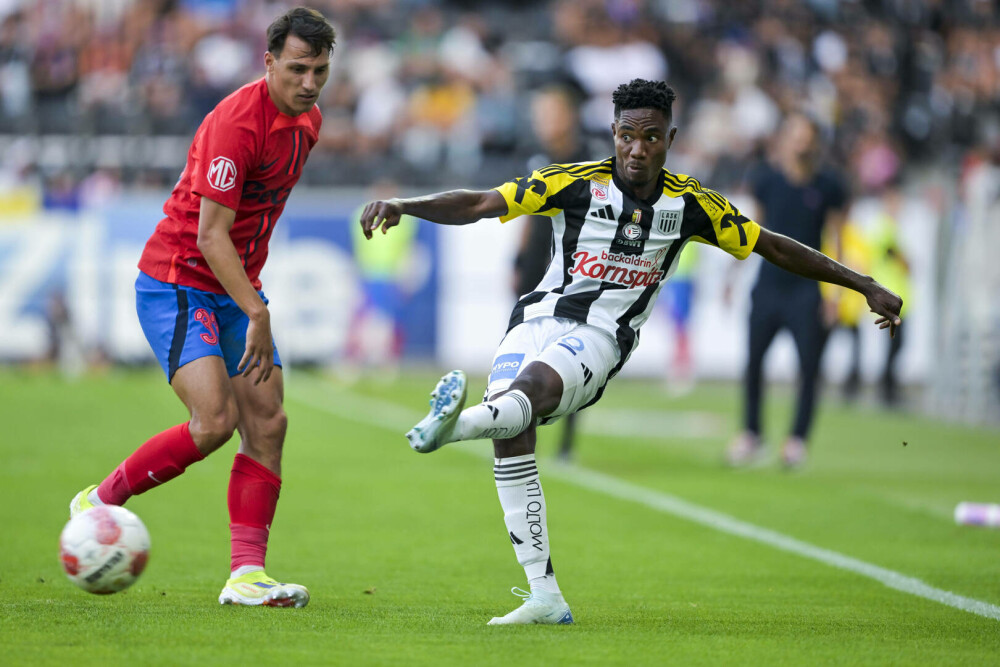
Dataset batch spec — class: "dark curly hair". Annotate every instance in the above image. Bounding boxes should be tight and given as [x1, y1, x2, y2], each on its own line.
[612, 79, 677, 121]
[267, 7, 336, 59]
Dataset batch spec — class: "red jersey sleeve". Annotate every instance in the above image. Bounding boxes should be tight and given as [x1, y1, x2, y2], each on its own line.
[190, 110, 260, 211]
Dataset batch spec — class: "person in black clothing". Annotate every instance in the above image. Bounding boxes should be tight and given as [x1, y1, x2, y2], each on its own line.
[727, 112, 848, 468]
[511, 85, 594, 461]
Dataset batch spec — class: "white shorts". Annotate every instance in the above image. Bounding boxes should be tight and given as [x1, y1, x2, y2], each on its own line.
[485, 317, 621, 424]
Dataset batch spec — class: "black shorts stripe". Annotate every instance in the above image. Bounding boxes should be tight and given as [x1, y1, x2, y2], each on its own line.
[167, 286, 189, 383]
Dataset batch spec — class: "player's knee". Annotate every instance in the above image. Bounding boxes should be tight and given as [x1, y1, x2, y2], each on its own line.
[262, 408, 288, 448]
[493, 430, 535, 459]
[510, 367, 562, 416]
[190, 402, 239, 451]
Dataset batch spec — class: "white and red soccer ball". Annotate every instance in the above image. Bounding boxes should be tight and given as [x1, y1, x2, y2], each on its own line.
[59, 506, 151, 594]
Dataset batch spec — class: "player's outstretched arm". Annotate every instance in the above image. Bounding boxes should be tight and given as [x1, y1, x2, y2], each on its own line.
[360, 189, 508, 239]
[753, 228, 903, 337]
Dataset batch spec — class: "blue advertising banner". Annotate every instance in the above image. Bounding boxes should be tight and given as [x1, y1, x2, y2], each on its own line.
[0, 190, 438, 365]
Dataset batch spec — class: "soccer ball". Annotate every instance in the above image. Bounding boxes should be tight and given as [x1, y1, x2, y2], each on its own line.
[59, 506, 151, 594]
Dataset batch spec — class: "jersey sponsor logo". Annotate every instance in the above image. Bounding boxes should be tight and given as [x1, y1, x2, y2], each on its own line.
[623, 223, 642, 240]
[570, 250, 664, 288]
[242, 180, 292, 205]
[207, 156, 238, 192]
[490, 353, 524, 381]
[591, 182, 608, 200]
[655, 209, 682, 236]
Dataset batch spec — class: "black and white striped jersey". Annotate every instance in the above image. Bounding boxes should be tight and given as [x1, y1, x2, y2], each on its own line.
[493, 156, 761, 374]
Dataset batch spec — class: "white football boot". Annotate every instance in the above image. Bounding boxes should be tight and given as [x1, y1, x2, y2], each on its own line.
[487, 587, 574, 625]
[405, 370, 467, 453]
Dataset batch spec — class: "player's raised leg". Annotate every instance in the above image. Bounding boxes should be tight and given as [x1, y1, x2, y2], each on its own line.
[218, 367, 308, 608]
[71, 356, 237, 517]
[406, 371, 535, 453]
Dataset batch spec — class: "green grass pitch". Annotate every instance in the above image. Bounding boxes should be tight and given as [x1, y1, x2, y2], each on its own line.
[1, 368, 998, 665]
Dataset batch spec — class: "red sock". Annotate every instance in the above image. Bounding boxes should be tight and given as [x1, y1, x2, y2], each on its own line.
[96, 422, 205, 505]
[228, 453, 281, 572]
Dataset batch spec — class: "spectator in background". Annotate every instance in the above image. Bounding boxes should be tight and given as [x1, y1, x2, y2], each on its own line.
[344, 179, 419, 381]
[727, 112, 848, 469]
[822, 219, 872, 402]
[869, 184, 911, 406]
[658, 242, 698, 396]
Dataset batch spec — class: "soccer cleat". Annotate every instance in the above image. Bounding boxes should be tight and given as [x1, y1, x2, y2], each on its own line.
[405, 370, 467, 453]
[218, 571, 309, 608]
[726, 432, 764, 467]
[781, 437, 807, 469]
[487, 587, 574, 625]
[69, 484, 99, 518]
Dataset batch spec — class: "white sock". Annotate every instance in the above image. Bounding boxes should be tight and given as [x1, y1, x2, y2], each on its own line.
[455, 390, 533, 441]
[231, 564, 264, 578]
[494, 454, 560, 595]
[87, 489, 106, 506]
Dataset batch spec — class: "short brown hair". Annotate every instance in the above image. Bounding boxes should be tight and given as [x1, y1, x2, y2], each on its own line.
[267, 7, 336, 58]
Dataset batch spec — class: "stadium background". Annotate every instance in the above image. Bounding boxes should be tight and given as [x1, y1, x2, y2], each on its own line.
[0, 0, 996, 426]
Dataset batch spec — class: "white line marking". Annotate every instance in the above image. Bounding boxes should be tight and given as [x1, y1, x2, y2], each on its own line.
[287, 378, 1000, 622]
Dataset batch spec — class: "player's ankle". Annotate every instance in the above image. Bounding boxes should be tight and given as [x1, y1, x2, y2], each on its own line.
[231, 564, 265, 578]
[529, 574, 560, 595]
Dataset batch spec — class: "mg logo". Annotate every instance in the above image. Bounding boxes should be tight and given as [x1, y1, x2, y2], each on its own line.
[207, 156, 237, 192]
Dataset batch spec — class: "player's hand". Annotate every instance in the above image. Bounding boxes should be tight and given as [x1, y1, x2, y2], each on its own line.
[865, 280, 903, 338]
[238, 309, 274, 385]
[360, 199, 404, 240]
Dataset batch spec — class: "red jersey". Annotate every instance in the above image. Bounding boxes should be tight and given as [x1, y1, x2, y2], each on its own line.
[138, 77, 322, 293]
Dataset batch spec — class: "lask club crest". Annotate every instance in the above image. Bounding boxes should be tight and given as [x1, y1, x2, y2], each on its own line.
[655, 209, 681, 236]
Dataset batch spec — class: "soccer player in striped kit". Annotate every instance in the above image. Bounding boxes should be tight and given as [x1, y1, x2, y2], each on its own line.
[70, 7, 334, 607]
[360, 79, 903, 624]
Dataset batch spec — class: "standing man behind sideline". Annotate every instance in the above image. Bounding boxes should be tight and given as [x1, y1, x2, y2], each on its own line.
[69, 7, 335, 608]
[727, 113, 848, 469]
[360, 79, 902, 625]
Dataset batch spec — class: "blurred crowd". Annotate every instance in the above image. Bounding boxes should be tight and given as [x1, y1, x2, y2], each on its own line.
[0, 0, 997, 197]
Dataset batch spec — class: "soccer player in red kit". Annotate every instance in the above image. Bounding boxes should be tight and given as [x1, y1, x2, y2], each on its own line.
[69, 7, 335, 607]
